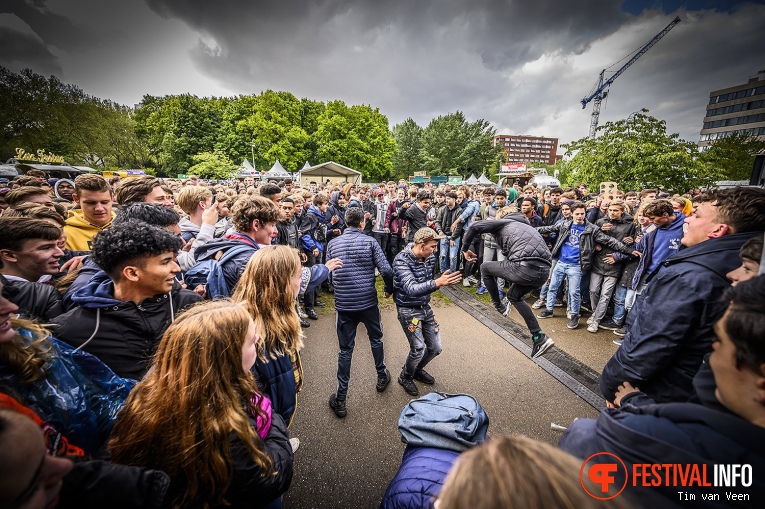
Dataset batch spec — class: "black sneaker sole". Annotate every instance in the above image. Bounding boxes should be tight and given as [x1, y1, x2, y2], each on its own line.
[398, 376, 419, 396]
[328, 395, 347, 418]
[376, 371, 391, 392]
[413, 373, 435, 385]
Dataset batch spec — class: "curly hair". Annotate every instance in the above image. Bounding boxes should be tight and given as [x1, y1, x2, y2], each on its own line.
[109, 300, 274, 508]
[113, 203, 180, 228]
[231, 196, 281, 233]
[113, 176, 163, 206]
[642, 199, 674, 218]
[91, 221, 182, 279]
[232, 245, 303, 360]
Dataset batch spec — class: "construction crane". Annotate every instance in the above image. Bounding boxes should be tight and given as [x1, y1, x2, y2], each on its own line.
[581, 16, 681, 138]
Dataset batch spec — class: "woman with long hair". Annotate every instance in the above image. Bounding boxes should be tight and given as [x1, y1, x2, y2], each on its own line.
[232, 245, 305, 426]
[109, 300, 293, 509]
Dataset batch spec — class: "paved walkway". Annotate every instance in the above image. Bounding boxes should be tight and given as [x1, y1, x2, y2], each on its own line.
[284, 292, 601, 508]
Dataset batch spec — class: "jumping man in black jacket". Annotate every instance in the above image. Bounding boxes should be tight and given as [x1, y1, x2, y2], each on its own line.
[462, 207, 555, 358]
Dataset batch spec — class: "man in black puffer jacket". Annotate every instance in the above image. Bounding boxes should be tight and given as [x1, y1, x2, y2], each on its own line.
[392, 228, 462, 397]
[325, 208, 393, 418]
[462, 207, 555, 358]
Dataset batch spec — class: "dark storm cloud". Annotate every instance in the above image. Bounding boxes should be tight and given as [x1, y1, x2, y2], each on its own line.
[1, 0, 106, 51]
[0, 26, 62, 75]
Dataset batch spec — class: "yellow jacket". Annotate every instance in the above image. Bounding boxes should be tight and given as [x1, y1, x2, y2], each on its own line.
[64, 210, 116, 251]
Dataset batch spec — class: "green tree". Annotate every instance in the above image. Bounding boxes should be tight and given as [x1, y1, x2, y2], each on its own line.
[187, 150, 236, 180]
[561, 109, 716, 192]
[699, 132, 765, 182]
[313, 101, 396, 182]
[391, 118, 425, 178]
[420, 112, 501, 178]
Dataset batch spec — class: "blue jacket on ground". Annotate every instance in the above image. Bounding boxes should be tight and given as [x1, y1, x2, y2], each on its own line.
[327, 227, 393, 312]
[392, 245, 437, 308]
[600, 231, 760, 404]
[559, 403, 765, 508]
[379, 446, 460, 509]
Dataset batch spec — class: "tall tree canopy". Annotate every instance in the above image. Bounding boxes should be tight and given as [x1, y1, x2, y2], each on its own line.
[561, 109, 716, 192]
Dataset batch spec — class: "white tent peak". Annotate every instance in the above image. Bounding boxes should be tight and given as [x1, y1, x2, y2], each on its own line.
[265, 159, 290, 177]
[477, 173, 494, 185]
[464, 173, 479, 185]
[241, 159, 255, 172]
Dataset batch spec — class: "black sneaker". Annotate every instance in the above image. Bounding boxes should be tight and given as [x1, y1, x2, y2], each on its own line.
[398, 375, 419, 396]
[414, 369, 435, 385]
[599, 319, 620, 331]
[531, 334, 555, 358]
[613, 325, 628, 337]
[567, 314, 580, 329]
[537, 309, 554, 319]
[493, 302, 505, 314]
[315, 300, 326, 307]
[300, 319, 310, 328]
[306, 308, 319, 320]
[328, 394, 347, 418]
[376, 369, 391, 392]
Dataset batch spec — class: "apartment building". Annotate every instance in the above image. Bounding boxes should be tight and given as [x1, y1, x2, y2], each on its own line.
[493, 134, 559, 165]
[698, 69, 765, 149]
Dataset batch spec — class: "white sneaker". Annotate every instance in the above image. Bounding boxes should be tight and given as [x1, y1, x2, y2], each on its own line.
[531, 298, 545, 309]
[467, 275, 479, 285]
[587, 322, 599, 333]
[462, 278, 472, 287]
[586, 316, 595, 326]
[289, 437, 300, 453]
[297, 307, 308, 319]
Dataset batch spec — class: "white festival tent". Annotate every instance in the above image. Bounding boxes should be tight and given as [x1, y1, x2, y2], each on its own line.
[298, 161, 362, 185]
[464, 173, 479, 185]
[262, 159, 292, 180]
[236, 158, 259, 177]
[477, 173, 494, 185]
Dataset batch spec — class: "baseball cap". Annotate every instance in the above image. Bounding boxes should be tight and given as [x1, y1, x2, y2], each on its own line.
[413, 227, 445, 244]
[375, 189, 385, 196]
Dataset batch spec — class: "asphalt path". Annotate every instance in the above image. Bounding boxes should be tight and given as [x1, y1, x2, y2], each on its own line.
[284, 288, 608, 508]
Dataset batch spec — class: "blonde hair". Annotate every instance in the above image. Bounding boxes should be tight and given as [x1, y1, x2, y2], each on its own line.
[495, 205, 517, 219]
[438, 435, 632, 509]
[0, 318, 53, 383]
[176, 186, 213, 215]
[232, 245, 303, 360]
[109, 300, 273, 508]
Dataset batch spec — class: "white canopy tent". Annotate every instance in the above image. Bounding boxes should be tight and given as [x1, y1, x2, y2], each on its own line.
[262, 159, 292, 180]
[298, 161, 362, 186]
[477, 173, 494, 185]
[464, 173, 479, 185]
[236, 159, 259, 178]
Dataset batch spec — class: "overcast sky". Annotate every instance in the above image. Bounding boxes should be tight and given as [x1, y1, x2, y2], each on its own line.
[2, 0, 764, 151]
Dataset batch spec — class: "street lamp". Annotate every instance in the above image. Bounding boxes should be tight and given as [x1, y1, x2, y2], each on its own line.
[249, 141, 256, 172]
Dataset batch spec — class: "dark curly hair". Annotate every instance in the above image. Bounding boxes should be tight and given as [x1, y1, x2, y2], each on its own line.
[91, 220, 182, 280]
[113, 202, 180, 228]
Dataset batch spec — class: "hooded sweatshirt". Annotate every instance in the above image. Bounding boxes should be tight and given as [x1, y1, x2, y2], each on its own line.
[64, 210, 116, 251]
[52, 271, 202, 380]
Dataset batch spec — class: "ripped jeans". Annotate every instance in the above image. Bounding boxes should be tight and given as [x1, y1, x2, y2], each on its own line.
[397, 305, 442, 379]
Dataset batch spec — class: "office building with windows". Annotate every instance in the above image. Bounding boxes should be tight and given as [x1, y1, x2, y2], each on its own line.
[493, 134, 559, 164]
[698, 69, 765, 149]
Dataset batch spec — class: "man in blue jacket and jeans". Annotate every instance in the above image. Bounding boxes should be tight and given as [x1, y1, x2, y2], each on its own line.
[393, 228, 462, 397]
[326, 207, 394, 418]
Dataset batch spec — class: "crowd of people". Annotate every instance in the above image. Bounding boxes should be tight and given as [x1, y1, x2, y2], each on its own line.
[0, 168, 763, 508]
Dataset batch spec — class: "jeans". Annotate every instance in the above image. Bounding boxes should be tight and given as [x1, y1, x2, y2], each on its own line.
[439, 237, 461, 273]
[546, 261, 582, 315]
[335, 307, 387, 401]
[589, 272, 618, 323]
[612, 284, 636, 324]
[482, 260, 549, 335]
[481, 244, 506, 288]
[397, 305, 442, 378]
